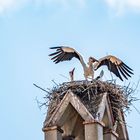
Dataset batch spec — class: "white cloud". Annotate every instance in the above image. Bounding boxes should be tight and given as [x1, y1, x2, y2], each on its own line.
[105, 0, 140, 15]
[0, 0, 86, 14]
[0, 0, 27, 13]
[34, 0, 86, 9]
[1, 0, 140, 16]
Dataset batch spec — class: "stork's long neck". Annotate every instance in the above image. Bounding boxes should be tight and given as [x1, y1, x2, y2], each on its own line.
[88, 61, 94, 71]
[93, 61, 99, 70]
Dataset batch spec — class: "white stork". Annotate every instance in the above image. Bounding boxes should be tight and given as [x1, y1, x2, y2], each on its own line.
[49, 46, 133, 81]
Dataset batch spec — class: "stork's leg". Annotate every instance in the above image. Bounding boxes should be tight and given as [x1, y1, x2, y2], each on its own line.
[85, 76, 88, 81]
[84, 74, 88, 84]
[91, 73, 94, 81]
[91, 75, 94, 81]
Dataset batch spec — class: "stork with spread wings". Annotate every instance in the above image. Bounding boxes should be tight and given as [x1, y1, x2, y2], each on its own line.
[49, 46, 133, 81]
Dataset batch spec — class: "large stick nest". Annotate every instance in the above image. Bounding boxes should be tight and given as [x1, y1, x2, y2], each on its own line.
[36, 80, 138, 123]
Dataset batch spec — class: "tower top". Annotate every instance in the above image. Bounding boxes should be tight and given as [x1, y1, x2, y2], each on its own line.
[42, 80, 130, 140]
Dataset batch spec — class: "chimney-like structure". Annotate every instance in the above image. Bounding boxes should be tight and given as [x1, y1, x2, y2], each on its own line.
[42, 80, 129, 140]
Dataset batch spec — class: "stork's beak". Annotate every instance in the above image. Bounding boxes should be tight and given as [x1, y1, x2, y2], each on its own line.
[95, 59, 99, 62]
[90, 57, 99, 62]
[72, 68, 75, 73]
[69, 68, 75, 74]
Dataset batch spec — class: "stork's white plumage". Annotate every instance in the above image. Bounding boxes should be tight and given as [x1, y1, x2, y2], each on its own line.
[49, 46, 133, 81]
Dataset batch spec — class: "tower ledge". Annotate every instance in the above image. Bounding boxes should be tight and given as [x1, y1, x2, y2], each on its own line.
[42, 80, 131, 140]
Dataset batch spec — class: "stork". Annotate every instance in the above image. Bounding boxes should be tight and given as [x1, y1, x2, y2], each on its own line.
[49, 46, 133, 81]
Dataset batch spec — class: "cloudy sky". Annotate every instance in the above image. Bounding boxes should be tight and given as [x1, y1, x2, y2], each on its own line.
[0, 0, 140, 140]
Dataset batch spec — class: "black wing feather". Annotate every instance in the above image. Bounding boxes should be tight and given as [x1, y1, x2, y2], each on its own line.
[50, 46, 61, 49]
[54, 54, 65, 63]
[49, 51, 61, 56]
[118, 67, 128, 80]
[108, 61, 123, 81]
[123, 63, 133, 71]
[122, 63, 134, 74]
[96, 59, 123, 81]
[49, 47, 80, 64]
[120, 66, 132, 77]
[51, 52, 62, 60]
[95, 56, 133, 81]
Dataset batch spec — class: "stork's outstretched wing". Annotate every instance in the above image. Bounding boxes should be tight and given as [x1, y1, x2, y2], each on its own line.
[94, 55, 133, 81]
[49, 46, 81, 64]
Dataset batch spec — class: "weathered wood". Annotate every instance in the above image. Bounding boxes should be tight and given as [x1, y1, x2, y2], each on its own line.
[104, 130, 118, 140]
[97, 93, 114, 129]
[62, 109, 84, 140]
[83, 121, 105, 140]
[42, 85, 129, 140]
[43, 126, 63, 140]
[44, 91, 94, 127]
[115, 110, 129, 140]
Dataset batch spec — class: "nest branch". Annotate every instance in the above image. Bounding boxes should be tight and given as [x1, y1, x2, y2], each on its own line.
[34, 80, 139, 123]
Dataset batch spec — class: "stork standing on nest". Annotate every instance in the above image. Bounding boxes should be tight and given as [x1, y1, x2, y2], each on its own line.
[49, 46, 133, 81]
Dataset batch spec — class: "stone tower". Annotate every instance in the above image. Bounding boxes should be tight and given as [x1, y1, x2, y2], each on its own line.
[42, 81, 129, 140]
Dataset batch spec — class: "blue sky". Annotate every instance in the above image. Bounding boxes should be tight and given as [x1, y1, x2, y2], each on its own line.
[0, 0, 140, 140]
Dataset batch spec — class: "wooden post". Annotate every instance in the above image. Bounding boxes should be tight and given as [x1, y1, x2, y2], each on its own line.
[104, 130, 118, 140]
[83, 120, 105, 140]
[42, 126, 63, 140]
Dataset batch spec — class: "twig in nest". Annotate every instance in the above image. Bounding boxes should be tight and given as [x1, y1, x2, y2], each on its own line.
[132, 104, 140, 114]
[33, 83, 50, 94]
[52, 80, 59, 86]
[59, 74, 69, 81]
